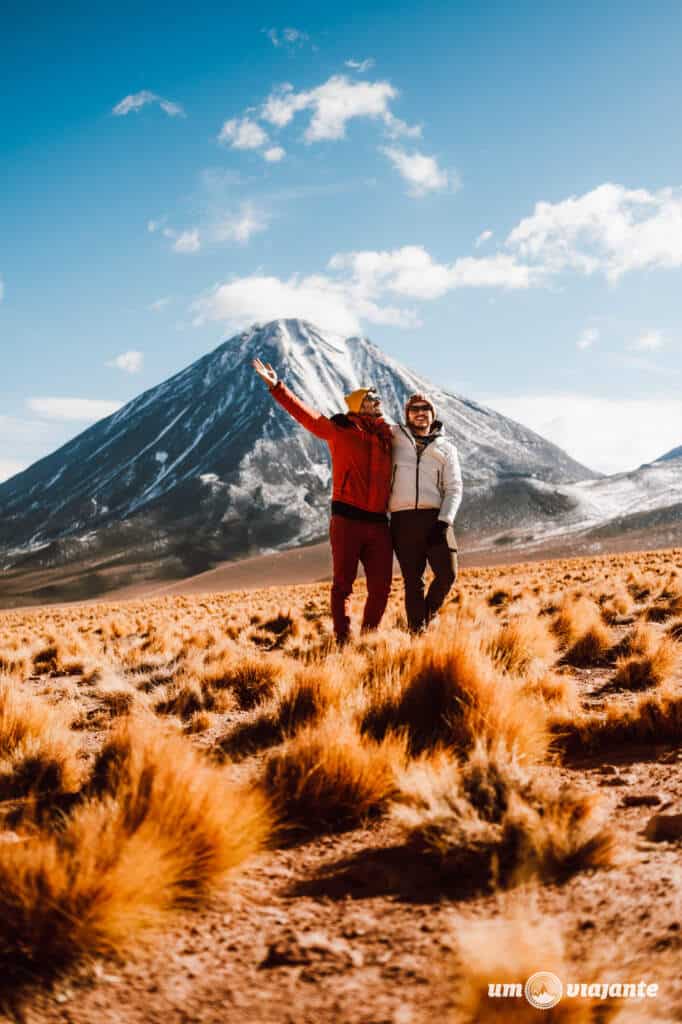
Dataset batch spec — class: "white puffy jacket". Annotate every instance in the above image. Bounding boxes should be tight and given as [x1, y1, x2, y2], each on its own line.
[389, 423, 463, 524]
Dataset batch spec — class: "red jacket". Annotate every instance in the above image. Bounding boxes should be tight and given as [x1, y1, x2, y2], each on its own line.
[269, 381, 393, 514]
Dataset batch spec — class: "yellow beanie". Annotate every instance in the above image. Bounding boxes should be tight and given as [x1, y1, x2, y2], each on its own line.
[344, 387, 373, 413]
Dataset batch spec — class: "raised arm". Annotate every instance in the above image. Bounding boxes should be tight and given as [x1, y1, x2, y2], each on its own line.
[252, 358, 334, 441]
[439, 442, 463, 524]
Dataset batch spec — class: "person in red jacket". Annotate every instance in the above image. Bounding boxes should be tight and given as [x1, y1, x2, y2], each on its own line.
[253, 357, 393, 644]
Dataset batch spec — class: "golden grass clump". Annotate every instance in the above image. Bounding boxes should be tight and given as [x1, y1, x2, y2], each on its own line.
[519, 670, 579, 716]
[216, 648, 370, 762]
[551, 596, 614, 666]
[552, 596, 601, 646]
[0, 717, 271, 984]
[0, 678, 82, 811]
[361, 627, 549, 763]
[262, 717, 407, 836]
[667, 617, 682, 642]
[486, 613, 557, 675]
[556, 683, 682, 756]
[611, 625, 680, 691]
[393, 743, 616, 891]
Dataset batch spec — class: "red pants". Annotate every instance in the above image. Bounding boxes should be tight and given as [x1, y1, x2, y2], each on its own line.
[329, 515, 393, 642]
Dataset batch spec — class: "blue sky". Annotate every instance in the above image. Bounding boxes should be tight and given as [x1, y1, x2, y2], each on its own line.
[2, 0, 682, 481]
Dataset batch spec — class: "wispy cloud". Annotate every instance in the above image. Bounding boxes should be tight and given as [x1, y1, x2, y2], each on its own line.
[209, 202, 269, 244]
[27, 398, 123, 422]
[577, 327, 599, 350]
[475, 229, 493, 248]
[149, 297, 171, 312]
[263, 146, 286, 163]
[345, 58, 375, 72]
[113, 90, 185, 118]
[630, 329, 664, 351]
[265, 27, 310, 49]
[163, 227, 201, 253]
[106, 350, 144, 374]
[380, 146, 449, 196]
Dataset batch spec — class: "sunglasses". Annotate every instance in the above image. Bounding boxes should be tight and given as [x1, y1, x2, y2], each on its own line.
[408, 403, 432, 413]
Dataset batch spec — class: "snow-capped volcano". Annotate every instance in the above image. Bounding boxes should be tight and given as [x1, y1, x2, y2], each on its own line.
[0, 319, 597, 577]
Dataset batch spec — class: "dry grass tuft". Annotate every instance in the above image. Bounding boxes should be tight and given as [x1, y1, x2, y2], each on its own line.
[0, 678, 82, 815]
[486, 614, 557, 675]
[611, 627, 680, 691]
[394, 744, 616, 891]
[262, 718, 406, 837]
[361, 629, 549, 763]
[556, 683, 682, 756]
[0, 718, 271, 985]
[667, 617, 682, 642]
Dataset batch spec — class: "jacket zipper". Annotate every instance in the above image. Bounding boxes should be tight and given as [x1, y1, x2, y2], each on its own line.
[415, 448, 422, 508]
[399, 425, 424, 509]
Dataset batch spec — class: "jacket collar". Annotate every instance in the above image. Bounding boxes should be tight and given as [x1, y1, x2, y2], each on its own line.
[399, 420, 444, 448]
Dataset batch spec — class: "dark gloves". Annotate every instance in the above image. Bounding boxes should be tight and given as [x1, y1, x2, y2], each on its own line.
[427, 519, 449, 546]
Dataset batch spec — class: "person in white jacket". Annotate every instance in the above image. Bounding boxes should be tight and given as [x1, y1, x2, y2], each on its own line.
[389, 392, 463, 632]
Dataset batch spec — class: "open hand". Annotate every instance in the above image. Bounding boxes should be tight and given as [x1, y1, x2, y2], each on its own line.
[252, 358, 278, 388]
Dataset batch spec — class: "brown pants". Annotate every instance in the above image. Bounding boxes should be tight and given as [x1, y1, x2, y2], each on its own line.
[391, 508, 458, 633]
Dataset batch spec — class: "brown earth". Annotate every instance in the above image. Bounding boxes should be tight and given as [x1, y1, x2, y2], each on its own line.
[1, 550, 682, 1024]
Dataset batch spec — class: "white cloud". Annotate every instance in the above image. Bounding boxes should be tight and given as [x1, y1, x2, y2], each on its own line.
[506, 183, 682, 282]
[329, 245, 534, 299]
[479, 393, 682, 474]
[266, 27, 309, 48]
[191, 273, 419, 336]
[218, 117, 268, 150]
[381, 146, 448, 196]
[261, 75, 419, 142]
[475, 229, 493, 248]
[172, 229, 201, 253]
[193, 275, 364, 335]
[113, 90, 185, 118]
[263, 145, 286, 162]
[345, 58, 375, 72]
[210, 203, 269, 244]
[0, 459, 26, 483]
[577, 327, 599, 350]
[191, 242, 536, 337]
[149, 297, 171, 312]
[27, 398, 123, 422]
[631, 329, 664, 351]
[147, 217, 166, 233]
[106, 350, 144, 374]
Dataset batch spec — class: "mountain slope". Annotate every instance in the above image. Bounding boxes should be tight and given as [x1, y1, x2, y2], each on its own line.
[0, 319, 597, 577]
[657, 444, 682, 463]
